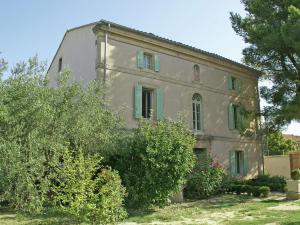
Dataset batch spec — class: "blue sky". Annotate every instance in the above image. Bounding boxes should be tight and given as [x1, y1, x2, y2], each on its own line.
[1, 0, 299, 135]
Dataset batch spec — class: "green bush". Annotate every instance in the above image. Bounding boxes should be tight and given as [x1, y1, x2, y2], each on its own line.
[114, 119, 195, 208]
[184, 162, 225, 199]
[259, 186, 270, 198]
[250, 175, 286, 192]
[251, 186, 261, 197]
[291, 169, 300, 180]
[52, 149, 127, 224]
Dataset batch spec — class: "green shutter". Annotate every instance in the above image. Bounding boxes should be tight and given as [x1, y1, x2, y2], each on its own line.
[134, 84, 142, 118]
[227, 76, 233, 90]
[236, 105, 241, 129]
[154, 54, 160, 72]
[228, 103, 234, 129]
[156, 88, 164, 120]
[137, 49, 144, 69]
[243, 148, 249, 176]
[229, 151, 236, 176]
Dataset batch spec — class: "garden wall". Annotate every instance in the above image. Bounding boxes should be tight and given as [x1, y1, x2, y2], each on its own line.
[264, 155, 290, 179]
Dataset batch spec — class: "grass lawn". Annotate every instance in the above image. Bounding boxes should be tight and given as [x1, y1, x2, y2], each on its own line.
[1, 193, 300, 225]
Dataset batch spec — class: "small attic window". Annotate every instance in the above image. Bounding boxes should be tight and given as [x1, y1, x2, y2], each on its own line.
[58, 57, 62, 72]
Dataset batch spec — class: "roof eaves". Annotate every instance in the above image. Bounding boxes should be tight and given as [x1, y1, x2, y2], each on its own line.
[98, 19, 261, 75]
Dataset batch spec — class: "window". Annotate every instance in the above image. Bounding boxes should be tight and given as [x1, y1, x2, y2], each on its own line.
[193, 65, 200, 81]
[58, 57, 62, 72]
[235, 151, 243, 175]
[228, 76, 242, 91]
[228, 103, 240, 130]
[142, 87, 153, 118]
[143, 53, 153, 70]
[192, 93, 202, 131]
[137, 49, 160, 72]
[134, 84, 164, 120]
[229, 150, 248, 176]
[231, 77, 237, 90]
[194, 148, 209, 169]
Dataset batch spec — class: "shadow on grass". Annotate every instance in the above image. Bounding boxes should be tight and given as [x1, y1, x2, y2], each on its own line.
[0, 207, 81, 225]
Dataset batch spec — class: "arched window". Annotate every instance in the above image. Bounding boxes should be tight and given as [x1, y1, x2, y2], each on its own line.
[193, 65, 200, 81]
[192, 93, 202, 131]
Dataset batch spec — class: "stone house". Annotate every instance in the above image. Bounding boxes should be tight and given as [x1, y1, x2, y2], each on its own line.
[48, 20, 263, 178]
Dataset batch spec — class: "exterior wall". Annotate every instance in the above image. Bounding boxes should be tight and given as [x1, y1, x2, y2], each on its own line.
[47, 23, 263, 178]
[48, 24, 97, 87]
[94, 28, 262, 177]
[264, 155, 291, 179]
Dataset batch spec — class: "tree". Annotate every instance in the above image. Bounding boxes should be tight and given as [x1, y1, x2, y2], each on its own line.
[266, 132, 297, 155]
[230, 0, 300, 128]
[0, 56, 126, 222]
[112, 118, 195, 208]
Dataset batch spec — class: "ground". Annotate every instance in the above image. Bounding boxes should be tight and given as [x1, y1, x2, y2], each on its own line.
[1, 193, 300, 225]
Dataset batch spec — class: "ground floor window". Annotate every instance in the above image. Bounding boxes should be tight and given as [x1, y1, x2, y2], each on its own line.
[235, 151, 243, 175]
[229, 149, 249, 176]
[194, 148, 208, 169]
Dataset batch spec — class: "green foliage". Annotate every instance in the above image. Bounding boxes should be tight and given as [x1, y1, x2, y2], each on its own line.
[184, 160, 226, 199]
[291, 169, 300, 180]
[113, 118, 195, 208]
[266, 132, 298, 155]
[251, 174, 286, 192]
[0, 56, 125, 219]
[230, 0, 300, 127]
[251, 186, 261, 197]
[231, 175, 286, 193]
[52, 149, 127, 224]
[259, 186, 270, 197]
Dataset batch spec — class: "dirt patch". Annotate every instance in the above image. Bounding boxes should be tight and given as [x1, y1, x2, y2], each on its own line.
[268, 204, 300, 211]
[120, 211, 236, 225]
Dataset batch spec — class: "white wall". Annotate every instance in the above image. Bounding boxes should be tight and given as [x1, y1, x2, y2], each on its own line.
[48, 24, 97, 87]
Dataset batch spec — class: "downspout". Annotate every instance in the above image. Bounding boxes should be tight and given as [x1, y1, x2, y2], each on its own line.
[103, 23, 110, 85]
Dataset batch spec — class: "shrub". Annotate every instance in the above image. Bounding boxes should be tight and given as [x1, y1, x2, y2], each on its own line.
[259, 186, 270, 198]
[291, 169, 300, 180]
[250, 175, 286, 192]
[219, 175, 235, 194]
[184, 162, 225, 199]
[52, 149, 127, 224]
[251, 186, 261, 197]
[114, 118, 195, 208]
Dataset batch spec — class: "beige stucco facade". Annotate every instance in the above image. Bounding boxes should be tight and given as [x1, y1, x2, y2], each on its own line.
[48, 21, 263, 178]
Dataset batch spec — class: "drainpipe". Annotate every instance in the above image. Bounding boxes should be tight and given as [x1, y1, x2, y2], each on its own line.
[103, 23, 110, 85]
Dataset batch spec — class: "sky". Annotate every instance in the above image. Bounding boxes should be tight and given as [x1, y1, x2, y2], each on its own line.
[0, 0, 299, 135]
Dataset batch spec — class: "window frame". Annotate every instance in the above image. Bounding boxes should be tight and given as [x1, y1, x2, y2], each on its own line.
[192, 93, 203, 132]
[142, 87, 154, 119]
[143, 53, 153, 70]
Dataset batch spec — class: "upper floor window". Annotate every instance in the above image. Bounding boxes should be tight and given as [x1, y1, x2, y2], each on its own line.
[193, 65, 200, 81]
[143, 53, 153, 70]
[58, 57, 62, 72]
[134, 84, 164, 120]
[228, 103, 240, 130]
[228, 76, 242, 92]
[142, 87, 153, 118]
[137, 49, 160, 72]
[192, 93, 202, 131]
